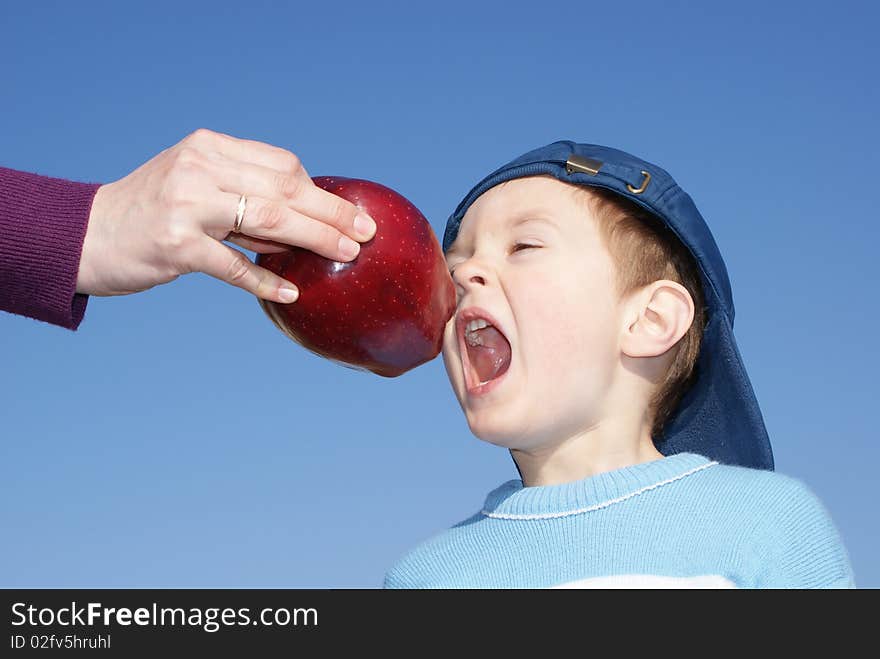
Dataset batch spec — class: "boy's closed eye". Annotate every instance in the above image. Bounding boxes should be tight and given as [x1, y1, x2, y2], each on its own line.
[447, 242, 542, 274]
[512, 242, 540, 253]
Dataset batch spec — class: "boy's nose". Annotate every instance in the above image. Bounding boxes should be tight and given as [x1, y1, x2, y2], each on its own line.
[452, 257, 491, 295]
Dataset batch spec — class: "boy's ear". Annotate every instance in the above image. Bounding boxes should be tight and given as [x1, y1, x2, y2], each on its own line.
[620, 280, 694, 359]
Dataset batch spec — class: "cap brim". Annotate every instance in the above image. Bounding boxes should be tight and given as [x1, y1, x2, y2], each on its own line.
[656, 310, 774, 470]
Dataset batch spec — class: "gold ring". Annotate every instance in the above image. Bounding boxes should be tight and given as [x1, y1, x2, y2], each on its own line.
[232, 194, 247, 233]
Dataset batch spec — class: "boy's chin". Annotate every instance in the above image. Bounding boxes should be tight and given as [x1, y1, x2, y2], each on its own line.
[464, 414, 528, 450]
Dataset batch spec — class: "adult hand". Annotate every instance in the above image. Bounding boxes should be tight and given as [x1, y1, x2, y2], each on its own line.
[76, 128, 376, 303]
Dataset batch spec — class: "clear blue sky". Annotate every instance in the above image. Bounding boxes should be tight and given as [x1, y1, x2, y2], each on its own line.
[2, 0, 877, 588]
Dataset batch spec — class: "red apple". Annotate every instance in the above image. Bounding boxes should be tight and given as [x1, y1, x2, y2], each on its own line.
[256, 176, 456, 377]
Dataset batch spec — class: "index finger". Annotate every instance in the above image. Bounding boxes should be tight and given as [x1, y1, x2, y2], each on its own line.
[288, 178, 375, 235]
[206, 155, 376, 243]
[185, 128, 310, 177]
[190, 130, 374, 236]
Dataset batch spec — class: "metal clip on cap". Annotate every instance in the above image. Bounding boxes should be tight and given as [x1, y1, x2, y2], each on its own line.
[565, 155, 603, 176]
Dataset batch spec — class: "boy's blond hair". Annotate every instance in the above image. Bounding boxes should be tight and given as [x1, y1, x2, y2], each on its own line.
[573, 184, 707, 443]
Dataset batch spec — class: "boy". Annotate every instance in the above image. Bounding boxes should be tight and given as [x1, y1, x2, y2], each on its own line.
[383, 141, 855, 589]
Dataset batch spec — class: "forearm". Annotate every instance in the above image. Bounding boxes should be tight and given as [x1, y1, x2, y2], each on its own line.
[0, 166, 102, 330]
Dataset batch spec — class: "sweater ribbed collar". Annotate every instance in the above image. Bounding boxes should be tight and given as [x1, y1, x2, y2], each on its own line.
[481, 452, 717, 520]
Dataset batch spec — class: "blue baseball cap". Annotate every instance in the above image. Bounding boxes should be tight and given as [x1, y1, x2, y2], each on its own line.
[442, 141, 774, 471]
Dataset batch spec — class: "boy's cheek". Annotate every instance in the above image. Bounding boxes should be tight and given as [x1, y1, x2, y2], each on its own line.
[441, 315, 457, 347]
[440, 327, 458, 370]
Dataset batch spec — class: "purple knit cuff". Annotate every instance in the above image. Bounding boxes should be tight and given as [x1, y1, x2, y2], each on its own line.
[0, 166, 102, 330]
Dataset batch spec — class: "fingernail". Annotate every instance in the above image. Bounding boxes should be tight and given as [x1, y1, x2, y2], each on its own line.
[339, 235, 360, 260]
[354, 214, 377, 240]
[279, 286, 299, 303]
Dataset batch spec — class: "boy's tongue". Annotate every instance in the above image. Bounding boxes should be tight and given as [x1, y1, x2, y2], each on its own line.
[466, 326, 512, 384]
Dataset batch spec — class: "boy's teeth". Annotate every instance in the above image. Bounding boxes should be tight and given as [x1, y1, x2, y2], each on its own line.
[465, 318, 493, 346]
[466, 318, 491, 333]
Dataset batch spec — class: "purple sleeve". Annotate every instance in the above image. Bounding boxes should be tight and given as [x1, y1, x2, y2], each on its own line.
[0, 166, 103, 330]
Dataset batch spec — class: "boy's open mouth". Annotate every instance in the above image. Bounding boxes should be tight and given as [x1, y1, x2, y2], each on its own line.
[457, 308, 512, 387]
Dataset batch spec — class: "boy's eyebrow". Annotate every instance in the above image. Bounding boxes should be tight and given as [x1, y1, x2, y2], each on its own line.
[446, 214, 559, 257]
[511, 215, 559, 229]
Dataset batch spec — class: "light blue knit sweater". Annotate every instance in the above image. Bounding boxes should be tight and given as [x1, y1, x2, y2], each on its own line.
[383, 452, 855, 588]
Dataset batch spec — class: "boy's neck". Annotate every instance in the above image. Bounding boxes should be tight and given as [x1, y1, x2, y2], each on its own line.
[510, 431, 664, 487]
